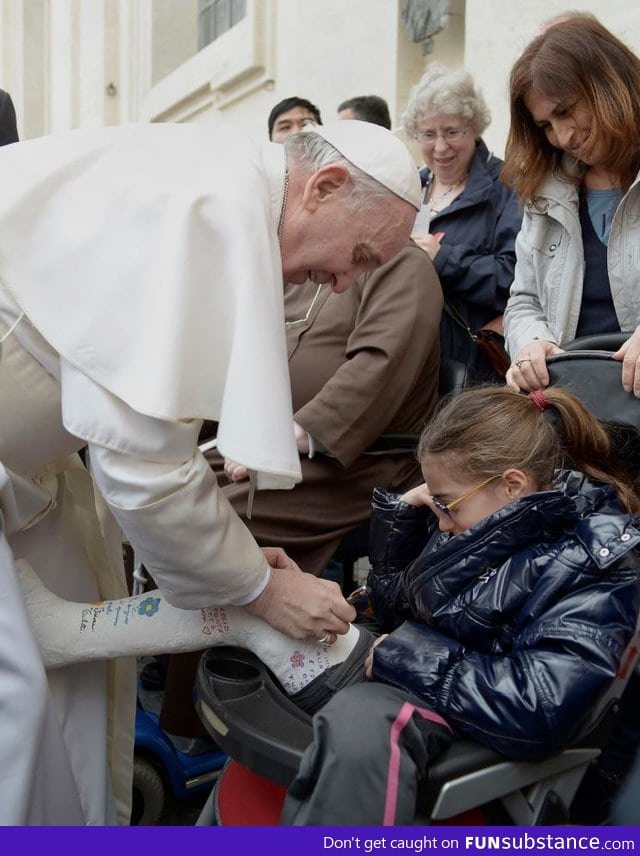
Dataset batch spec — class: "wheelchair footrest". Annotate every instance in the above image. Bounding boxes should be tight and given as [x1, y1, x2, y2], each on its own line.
[195, 646, 314, 788]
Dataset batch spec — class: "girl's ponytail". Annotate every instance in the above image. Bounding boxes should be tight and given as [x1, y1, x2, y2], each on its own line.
[418, 385, 640, 514]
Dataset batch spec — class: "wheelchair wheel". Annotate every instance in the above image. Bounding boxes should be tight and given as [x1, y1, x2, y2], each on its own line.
[131, 756, 165, 825]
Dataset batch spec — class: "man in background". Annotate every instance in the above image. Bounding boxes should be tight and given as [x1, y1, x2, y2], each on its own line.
[0, 88, 19, 145]
[268, 95, 322, 142]
[338, 95, 391, 129]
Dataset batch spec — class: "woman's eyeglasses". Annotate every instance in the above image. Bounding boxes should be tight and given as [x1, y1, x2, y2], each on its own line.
[430, 475, 500, 519]
[415, 127, 469, 145]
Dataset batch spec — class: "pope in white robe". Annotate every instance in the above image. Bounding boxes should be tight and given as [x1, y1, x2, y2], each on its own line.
[0, 119, 419, 824]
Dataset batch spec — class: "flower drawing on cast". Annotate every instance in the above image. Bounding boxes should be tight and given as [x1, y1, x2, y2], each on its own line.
[290, 650, 306, 669]
[137, 596, 161, 617]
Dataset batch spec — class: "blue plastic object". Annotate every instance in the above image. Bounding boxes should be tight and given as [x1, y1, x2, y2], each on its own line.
[135, 703, 227, 801]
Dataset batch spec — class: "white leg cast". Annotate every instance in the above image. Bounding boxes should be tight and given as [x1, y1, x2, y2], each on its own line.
[16, 559, 359, 694]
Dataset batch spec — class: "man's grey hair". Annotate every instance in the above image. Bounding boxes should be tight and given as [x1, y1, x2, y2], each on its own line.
[401, 62, 491, 140]
[285, 130, 393, 213]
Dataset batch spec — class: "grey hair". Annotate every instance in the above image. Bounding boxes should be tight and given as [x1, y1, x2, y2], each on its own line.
[285, 130, 394, 213]
[401, 62, 491, 140]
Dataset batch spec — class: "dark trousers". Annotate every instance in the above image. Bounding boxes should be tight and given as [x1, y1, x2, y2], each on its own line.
[280, 682, 455, 826]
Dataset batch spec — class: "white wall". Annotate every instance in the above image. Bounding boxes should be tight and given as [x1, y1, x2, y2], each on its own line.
[2, 0, 639, 156]
[139, 0, 428, 145]
[463, 0, 640, 157]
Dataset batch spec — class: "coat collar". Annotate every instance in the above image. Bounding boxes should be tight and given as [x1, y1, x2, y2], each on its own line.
[529, 154, 640, 212]
[419, 139, 502, 212]
[410, 471, 638, 603]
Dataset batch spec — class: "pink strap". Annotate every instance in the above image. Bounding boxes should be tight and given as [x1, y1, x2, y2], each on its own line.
[383, 703, 452, 826]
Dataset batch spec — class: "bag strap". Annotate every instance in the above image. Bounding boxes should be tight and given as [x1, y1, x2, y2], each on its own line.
[443, 303, 478, 344]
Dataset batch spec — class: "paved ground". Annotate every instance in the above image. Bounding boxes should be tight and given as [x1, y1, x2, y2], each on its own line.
[158, 788, 211, 825]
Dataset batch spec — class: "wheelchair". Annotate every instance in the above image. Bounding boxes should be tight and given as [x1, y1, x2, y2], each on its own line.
[194, 333, 640, 826]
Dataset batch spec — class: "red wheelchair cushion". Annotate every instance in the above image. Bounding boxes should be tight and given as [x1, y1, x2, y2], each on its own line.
[215, 760, 287, 826]
[215, 759, 487, 826]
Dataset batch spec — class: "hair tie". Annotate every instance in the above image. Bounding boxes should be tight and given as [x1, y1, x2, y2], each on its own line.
[529, 390, 551, 412]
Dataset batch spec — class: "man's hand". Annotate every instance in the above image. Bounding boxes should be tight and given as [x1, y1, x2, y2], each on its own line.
[505, 340, 563, 391]
[244, 563, 356, 640]
[411, 232, 443, 260]
[293, 421, 309, 455]
[223, 457, 249, 482]
[613, 328, 640, 397]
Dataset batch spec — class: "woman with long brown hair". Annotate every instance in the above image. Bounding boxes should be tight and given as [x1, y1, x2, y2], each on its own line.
[502, 14, 640, 396]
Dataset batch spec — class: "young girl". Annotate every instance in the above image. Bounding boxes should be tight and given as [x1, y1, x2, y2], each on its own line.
[18, 386, 640, 826]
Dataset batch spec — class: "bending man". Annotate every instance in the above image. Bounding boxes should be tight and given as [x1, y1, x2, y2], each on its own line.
[0, 119, 419, 824]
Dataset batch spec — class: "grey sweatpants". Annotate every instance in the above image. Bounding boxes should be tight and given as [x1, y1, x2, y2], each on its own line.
[280, 682, 455, 826]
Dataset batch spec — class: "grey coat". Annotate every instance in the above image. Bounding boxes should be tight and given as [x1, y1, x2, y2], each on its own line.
[504, 156, 640, 356]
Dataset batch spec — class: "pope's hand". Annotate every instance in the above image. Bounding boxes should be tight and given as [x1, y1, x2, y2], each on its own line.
[244, 561, 356, 640]
[260, 546, 303, 573]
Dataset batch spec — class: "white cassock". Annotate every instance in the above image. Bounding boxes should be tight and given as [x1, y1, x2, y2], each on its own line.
[0, 122, 301, 824]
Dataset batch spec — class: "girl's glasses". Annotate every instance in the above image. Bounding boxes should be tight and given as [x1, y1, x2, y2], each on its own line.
[430, 475, 500, 519]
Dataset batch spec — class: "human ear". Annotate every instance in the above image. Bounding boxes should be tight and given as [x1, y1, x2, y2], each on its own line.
[501, 468, 535, 500]
[301, 165, 350, 210]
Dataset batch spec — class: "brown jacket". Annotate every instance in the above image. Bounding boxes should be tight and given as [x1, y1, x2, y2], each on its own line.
[212, 241, 443, 574]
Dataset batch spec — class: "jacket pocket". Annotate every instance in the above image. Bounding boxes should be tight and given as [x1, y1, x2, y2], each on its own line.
[523, 212, 563, 258]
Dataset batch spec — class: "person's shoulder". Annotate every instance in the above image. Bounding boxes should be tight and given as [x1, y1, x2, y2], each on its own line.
[474, 144, 511, 191]
[474, 140, 502, 169]
[386, 240, 439, 278]
[470, 141, 513, 197]
[359, 241, 439, 299]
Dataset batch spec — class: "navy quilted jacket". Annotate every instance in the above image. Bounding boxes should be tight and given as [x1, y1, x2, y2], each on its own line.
[420, 139, 522, 375]
[367, 470, 640, 760]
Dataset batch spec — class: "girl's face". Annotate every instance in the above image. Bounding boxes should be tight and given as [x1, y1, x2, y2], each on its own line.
[422, 456, 535, 535]
[523, 88, 610, 167]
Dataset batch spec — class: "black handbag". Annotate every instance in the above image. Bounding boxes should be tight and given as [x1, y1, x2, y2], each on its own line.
[444, 303, 510, 377]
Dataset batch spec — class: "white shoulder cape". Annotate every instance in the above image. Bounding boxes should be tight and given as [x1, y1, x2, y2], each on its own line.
[0, 123, 301, 488]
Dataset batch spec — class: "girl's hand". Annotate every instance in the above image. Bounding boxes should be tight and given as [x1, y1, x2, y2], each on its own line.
[365, 634, 388, 679]
[399, 483, 432, 507]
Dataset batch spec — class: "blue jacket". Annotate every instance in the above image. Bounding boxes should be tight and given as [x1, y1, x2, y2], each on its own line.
[420, 139, 522, 374]
[367, 471, 640, 760]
